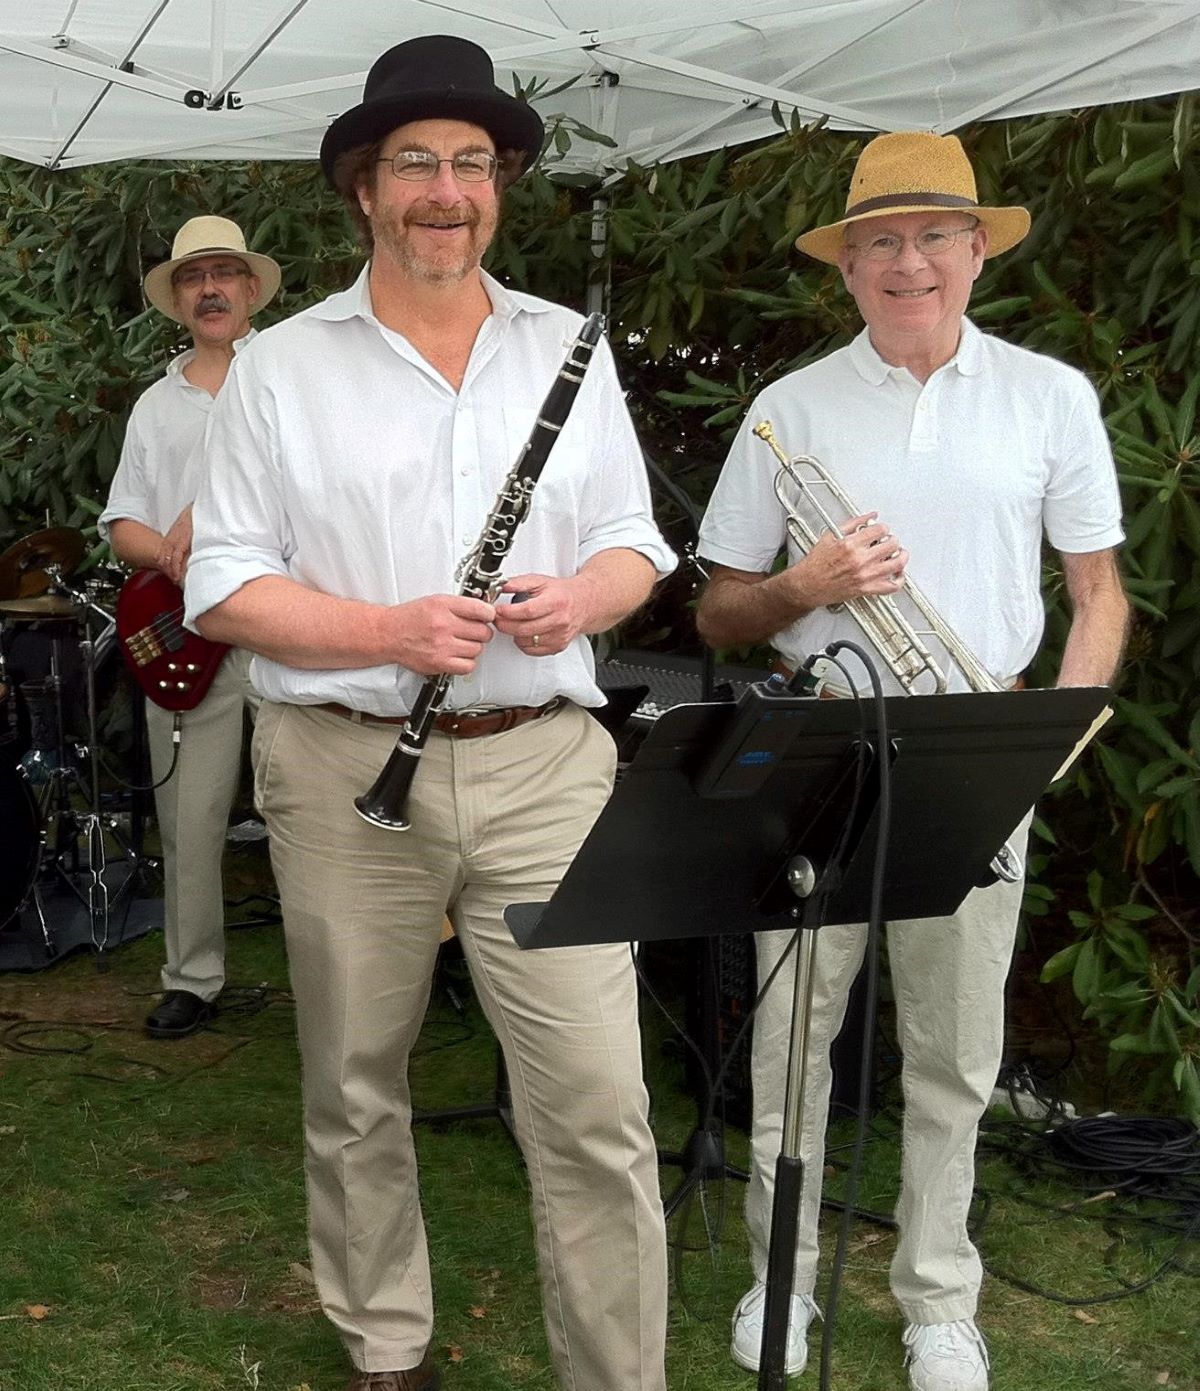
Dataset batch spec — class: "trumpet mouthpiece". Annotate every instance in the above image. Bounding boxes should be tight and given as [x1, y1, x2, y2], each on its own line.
[751, 420, 787, 466]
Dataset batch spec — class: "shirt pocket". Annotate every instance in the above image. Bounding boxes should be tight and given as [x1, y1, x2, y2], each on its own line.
[499, 406, 590, 508]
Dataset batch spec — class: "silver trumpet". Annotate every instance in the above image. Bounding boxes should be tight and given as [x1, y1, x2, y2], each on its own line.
[753, 420, 1023, 883]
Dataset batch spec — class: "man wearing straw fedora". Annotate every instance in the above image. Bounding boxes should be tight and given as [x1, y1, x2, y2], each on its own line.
[697, 133, 1128, 1388]
[102, 215, 281, 1039]
[185, 34, 671, 1391]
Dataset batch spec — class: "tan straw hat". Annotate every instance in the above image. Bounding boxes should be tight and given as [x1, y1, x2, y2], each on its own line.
[143, 215, 282, 323]
[795, 131, 1031, 265]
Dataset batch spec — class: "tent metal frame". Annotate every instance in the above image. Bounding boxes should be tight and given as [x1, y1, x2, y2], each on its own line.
[1, 0, 1195, 172]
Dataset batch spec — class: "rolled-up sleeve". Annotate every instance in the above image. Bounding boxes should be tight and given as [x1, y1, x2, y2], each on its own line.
[98, 411, 153, 542]
[576, 340, 676, 578]
[698, 398, 789, 572]
[184, 356, 292, 627]
[1042, 376, 1125, 554]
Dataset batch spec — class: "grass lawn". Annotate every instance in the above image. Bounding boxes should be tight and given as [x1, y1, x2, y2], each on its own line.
[0, 866, 1195, 1391]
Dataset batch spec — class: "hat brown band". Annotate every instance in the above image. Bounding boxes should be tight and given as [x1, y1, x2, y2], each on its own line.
[183, 245, 243, 257]
[844, 191, 979, 217]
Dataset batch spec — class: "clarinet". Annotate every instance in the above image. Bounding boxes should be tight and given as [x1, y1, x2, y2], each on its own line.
[354, 312, 606, 831]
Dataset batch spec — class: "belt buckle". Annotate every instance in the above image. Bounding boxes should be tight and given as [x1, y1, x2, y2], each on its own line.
[452, 705, 501, 720]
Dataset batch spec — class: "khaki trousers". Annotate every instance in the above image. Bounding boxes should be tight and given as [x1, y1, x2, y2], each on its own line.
[146, 647, 257, 1001]
[252, 700, 667, 1388]
[746, 809, 1033, 1325]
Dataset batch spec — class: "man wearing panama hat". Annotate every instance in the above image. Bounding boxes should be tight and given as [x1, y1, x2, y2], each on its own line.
[185, 34, 671, 1391]
[698, 132, 1129, 1388]
[102, 215, 281, 1039]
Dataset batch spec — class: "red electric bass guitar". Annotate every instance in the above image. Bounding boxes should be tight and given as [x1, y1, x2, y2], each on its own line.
[116, 569, 230, 712]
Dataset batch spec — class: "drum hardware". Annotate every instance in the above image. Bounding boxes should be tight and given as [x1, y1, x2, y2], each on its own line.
[39, 562, 151, 965]
[0, 762, 42, 937]
[0, 529, 150, 961]
[0, 594, 82, 618]
[0, 527, 86, 606]
[0, 645, 20, 763]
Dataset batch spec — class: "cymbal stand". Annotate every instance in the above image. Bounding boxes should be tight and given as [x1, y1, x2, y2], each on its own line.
[23, 635, 74, 957]
[41, 568, 147, 965]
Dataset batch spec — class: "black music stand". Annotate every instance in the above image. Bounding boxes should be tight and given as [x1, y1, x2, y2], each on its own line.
[507, 680, 1110, 1390]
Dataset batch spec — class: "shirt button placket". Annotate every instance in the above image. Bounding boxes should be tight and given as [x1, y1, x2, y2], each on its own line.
[911, 386, 937, 450]
[452, 403, 478, 549]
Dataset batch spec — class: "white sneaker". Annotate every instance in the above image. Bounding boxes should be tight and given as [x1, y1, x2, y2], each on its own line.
[730, 1281, 820, 1376]
[903, 1319, 990, 1391]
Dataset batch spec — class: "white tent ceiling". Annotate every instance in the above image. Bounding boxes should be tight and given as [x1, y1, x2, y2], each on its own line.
[0, 0, 1197, 173]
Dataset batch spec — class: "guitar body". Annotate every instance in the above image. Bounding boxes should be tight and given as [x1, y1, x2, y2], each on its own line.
[116, 569, 230, 712]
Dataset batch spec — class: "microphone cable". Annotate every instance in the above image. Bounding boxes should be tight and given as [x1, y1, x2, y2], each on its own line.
[95, 710, 182, 792]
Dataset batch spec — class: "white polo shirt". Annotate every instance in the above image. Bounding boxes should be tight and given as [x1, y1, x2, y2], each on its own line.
[185, 268, 676, 714]
[698, 319, 1124, 693]
[99, 333, 255, 540]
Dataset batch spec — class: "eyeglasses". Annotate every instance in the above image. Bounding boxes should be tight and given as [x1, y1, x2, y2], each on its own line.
[846, 225, 979, 261]
[173, 264, 252, 290]
[377, 150, 498, 183]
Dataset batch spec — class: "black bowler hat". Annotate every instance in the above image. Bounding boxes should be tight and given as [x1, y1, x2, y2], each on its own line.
[319, 35, 545, 185]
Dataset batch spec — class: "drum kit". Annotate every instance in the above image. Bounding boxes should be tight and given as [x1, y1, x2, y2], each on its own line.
[0, 525, 149, 961]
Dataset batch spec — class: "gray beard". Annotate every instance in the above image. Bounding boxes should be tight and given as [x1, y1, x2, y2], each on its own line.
[389, 240, 478, 284]
[370, 202, 495, 284]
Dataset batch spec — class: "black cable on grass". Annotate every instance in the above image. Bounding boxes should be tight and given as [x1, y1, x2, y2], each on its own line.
[207, 983, 294, 1016]
[77, 1039, 255, 1085]
[972, 1112, 1200, 1301]
[1, 987, 475, 1098]
[0, 1016, 254, 1087]
[1, 1021, 98, 1056]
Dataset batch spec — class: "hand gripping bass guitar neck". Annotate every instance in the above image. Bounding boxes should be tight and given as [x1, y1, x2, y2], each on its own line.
[354, 312, 606, 831]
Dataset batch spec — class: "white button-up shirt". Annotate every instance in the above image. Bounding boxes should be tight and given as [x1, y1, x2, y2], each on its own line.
[186, 268, 675, 714]
[699, 319, 1124, 693]
[99, 333, 255, 539]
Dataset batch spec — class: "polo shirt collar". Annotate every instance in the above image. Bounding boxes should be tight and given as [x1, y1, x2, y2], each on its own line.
[848, 316, 983, 385]
[847, 328, 893, 386]
[953, 317, 984, 375]
[309, 264, 553, 327]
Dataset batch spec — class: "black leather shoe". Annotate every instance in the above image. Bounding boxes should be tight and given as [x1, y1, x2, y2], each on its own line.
[145, 990, 215, 1039]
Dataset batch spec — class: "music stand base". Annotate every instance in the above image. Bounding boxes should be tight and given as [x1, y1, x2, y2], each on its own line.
[413, 1047, 518, 1150]
[660, 1124, 748, 1218]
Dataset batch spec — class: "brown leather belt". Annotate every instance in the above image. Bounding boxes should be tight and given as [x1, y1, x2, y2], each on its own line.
[315, 697, 563, 740]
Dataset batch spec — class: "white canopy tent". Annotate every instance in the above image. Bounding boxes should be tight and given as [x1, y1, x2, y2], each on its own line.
[0, 0, 1196, 174]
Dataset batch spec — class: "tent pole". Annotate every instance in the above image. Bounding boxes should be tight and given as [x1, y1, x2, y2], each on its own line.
[587, 191, 611, 321]
[210, 0, 226, 94]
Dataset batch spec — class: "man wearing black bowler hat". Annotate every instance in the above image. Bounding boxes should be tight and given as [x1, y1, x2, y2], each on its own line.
[185, 34, 673, 1391]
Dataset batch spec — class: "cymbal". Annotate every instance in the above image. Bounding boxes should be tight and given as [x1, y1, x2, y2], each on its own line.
[0, 594, 81, 619]
[0, 528, 86, 601]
